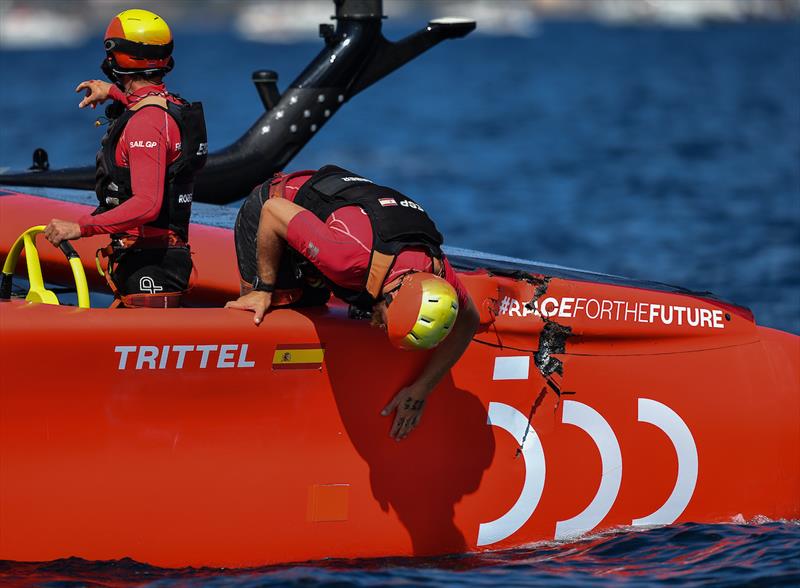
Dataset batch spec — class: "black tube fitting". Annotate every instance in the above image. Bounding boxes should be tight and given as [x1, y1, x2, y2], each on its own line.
[252, 70, 281, 111]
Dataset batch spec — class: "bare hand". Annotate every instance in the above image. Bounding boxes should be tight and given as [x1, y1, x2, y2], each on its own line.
[43, 219, 81, 247]
[224, 290, 272, 325]
[76, 79, 113, 109]
[381, 384, 431, 441]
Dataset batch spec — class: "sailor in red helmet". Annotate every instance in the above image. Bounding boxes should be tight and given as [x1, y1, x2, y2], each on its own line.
[44, 9, 207, 308]
[226, 166, 481, 440]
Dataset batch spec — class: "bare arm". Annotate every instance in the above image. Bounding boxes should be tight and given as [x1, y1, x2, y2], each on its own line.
[381, 295, 480, 440]
[225, 197, 305, 324]
[75, 79, 113, 109]
[43, 219, 81, 246]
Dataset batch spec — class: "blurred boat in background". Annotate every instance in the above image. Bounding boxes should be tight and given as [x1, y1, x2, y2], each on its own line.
[434, 1, 539, 37]
[235, 0, 349, 43]
[0, 2, 87, 49]
[2, 0, 798, 50]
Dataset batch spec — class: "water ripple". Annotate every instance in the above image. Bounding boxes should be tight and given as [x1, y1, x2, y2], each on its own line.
[2, 522, 798, 587]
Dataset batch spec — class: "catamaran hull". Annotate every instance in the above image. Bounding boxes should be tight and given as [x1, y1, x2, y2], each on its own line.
[1, 191, 798, 567]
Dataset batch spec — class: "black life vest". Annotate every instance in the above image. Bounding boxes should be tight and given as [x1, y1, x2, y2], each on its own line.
[94, 95, 207, 242]
[292, 165, 444, 309]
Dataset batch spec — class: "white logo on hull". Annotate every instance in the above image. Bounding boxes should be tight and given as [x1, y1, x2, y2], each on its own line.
[477, 402, 546, 546]
[632, 399, 698, 526]
[114, 344, 256, 370]
[498, 295, 727, 329]
[554, 401, 622, 540]
[481, 357, 698, 545]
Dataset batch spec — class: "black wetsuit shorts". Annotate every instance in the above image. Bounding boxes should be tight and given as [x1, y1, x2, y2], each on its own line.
[110, 246, 193, 296]
[234, 185, 329, 306]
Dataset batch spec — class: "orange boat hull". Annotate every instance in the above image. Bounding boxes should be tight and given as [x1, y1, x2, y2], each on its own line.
[1, 191, 798, 567]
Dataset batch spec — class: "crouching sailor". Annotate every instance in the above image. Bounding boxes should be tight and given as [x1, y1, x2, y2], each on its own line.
[226, 165, 481, 440]
[44, 9, 207, 308]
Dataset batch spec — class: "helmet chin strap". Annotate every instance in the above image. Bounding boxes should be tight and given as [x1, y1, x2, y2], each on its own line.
[100, 58, 124, 89]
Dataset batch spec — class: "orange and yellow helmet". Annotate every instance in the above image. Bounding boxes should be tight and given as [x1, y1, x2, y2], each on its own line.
[102, 9, 174, 78]
[384, 272, 459, 351]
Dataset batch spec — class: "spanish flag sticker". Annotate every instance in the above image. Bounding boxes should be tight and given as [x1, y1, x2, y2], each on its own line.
[272, 344, 325, 370]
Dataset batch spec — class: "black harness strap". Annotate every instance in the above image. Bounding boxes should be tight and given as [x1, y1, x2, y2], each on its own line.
[292, 165, 445, 309]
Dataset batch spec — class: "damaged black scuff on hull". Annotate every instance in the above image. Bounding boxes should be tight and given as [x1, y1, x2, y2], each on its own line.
[534, 321, 572, 379]
[475, 270, 576, 456]
[520, 275, 575, 454]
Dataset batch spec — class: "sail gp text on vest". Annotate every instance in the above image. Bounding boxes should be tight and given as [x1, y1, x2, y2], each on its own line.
[129, 140, 158, 148]
[114, 344, 256, 370]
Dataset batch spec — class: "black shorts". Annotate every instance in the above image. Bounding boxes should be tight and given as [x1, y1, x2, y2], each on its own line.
[234, 185, 330, 306]
[234, 186, 264, 285]
[110, 246, 193, 296]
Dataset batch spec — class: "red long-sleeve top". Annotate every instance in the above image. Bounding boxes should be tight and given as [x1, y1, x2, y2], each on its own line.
[79, 84, 183, 238]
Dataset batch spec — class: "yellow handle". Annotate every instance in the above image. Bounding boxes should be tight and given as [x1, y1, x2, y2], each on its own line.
[1, 225, 90, 309]
[2, 225, 45, 275]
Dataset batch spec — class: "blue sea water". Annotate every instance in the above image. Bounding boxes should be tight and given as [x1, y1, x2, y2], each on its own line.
[1, 18, 799, 587]
[0, 522, 798, 587]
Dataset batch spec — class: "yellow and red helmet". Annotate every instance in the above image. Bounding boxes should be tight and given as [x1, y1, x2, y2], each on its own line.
[103, 9, 174, 77]
[384, 272, 459, 351]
